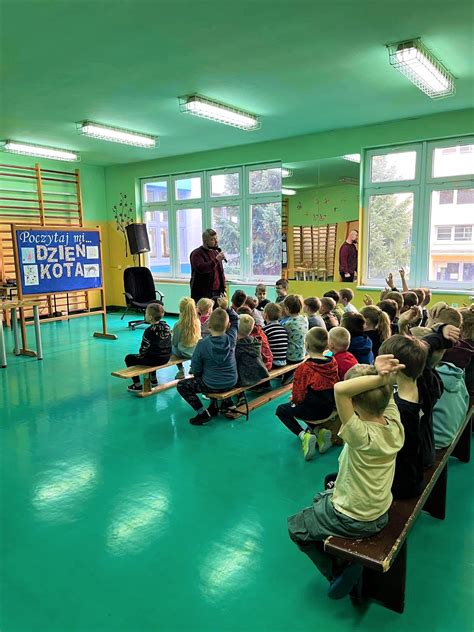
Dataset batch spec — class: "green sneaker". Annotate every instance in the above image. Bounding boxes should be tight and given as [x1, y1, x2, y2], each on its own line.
[301, 430, 317, 461]
[317, 428, 333, 454]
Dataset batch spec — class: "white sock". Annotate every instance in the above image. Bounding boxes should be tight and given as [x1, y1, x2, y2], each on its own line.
[298, 431, 306, 440]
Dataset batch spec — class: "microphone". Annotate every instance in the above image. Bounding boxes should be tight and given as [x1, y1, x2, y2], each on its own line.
[214, 247, 227, 263]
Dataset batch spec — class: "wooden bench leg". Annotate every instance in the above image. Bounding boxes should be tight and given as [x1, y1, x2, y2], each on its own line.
[423, 463, 447, 520]
[143, 373, 151, 394]
[451, 414, 472, 463]
[362, 541, 407, 614]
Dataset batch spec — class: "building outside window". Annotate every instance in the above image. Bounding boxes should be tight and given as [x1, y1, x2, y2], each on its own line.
[362, 137, 474, 290]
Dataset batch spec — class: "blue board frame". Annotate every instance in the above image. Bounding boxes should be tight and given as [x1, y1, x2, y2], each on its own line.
[12, 225, 104, 297]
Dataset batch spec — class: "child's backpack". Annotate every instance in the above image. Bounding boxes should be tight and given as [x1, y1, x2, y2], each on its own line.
[432, 362, 469, 449]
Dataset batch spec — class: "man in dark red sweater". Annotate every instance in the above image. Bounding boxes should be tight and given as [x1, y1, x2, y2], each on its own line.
[339, 229, 358, 282]
[190, 229, 226, 303]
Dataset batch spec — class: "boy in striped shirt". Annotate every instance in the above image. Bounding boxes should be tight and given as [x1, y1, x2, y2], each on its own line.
[263, 302, 289, 368]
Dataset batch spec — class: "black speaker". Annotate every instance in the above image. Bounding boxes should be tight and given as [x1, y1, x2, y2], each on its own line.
[126, 223, 150, 255]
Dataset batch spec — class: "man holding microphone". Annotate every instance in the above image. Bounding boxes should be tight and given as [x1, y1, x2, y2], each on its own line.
[190, 228, 226, 303]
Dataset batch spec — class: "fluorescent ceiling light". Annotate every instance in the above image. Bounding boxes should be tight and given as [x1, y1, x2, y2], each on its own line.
[179, 95, 260, 130]
[281, 188, 296, 196]
[343, 154, 361, 163]
[281, 167, 293, 178]
[3, 140, 79, 162]
[78, 121, 157, 147]
[387, 39, 455, 98]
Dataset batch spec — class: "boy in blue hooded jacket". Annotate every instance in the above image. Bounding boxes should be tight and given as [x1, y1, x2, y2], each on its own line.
[177, 298, 238, 425]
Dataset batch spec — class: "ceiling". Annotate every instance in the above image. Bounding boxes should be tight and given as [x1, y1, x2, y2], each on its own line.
[2, 0, 473, 167]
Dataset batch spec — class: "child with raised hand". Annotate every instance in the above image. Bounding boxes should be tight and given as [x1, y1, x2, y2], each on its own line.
[275, 278, 289, 304]
[171, 297, 201, 380]
[328, 327, 358, 380]
[124, 302, 172, 392]
[276, 328, 339, 460]
[176, 297, 238, 425]
[360, 304, 391, 357]
[304, 297, 326, 330]
[255, 284, 270, 311]
[341, 312, 374, 364]
[263, 302, 288, 368]
[196, 297, 214, 338]
[288, 355, 405, 600]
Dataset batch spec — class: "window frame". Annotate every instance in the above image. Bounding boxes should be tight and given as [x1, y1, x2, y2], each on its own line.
[140, 163, 282, 283]
[361, 136, 474, 292]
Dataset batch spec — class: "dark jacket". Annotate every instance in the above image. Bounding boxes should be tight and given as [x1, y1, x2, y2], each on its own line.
[292, 357, 339, 405]
[339, 241, 357, 275]
[138, 321, 172, 363]
[348, 334, 374, 364]
[189, 246, 226, 302]
[190, 308, 238, 390]
[443, 339, 474, 395]
[235, 337, 270, 386]
[365, 329, 382, 357]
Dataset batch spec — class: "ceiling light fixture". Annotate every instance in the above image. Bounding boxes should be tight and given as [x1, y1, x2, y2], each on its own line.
[281, 188, 296, 196]
[179, 95, 260, 130]
[3, 140, 80, 162]
[387, 38, 455, 98]
[281, 168, 293, 178]
[78, 121, 157, 147]
[343, 154, 361, 163]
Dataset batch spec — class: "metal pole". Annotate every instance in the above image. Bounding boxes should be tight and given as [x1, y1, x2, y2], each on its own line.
[0, 311, 7, 367]
[11, 307, 20, 354]
[33, 305, 43, 360]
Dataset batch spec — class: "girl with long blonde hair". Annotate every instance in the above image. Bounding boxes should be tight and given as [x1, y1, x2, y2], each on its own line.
[172, 297, 201, 379]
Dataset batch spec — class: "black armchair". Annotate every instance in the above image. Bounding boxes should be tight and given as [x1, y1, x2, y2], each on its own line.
[121, 266, 164, 330]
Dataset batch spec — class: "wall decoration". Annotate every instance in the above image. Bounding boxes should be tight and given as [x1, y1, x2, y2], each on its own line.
[112, 193, 135, 257]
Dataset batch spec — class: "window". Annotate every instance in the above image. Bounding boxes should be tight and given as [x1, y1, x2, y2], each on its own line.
[143, 180, 168, 203]
[211, 206, 240, 276]
[174, 176, 202, 200]
[370, 151, 417, 182]
[432, 143, 474, 178]
[454, 225, 472, 241]
[176, 208, 202, 275]
[141, 163, 281, 281]
[210, 172, 240, 197]
[436, 226, 452, 241]
[144, 210, 171, 275]
[362, 136, 474, 290]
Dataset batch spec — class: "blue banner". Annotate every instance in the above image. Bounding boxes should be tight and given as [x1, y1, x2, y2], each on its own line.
[14, 228, 103, 295]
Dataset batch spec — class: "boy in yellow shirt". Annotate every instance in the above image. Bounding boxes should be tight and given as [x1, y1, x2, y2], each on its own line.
[288, 355, 405, 600]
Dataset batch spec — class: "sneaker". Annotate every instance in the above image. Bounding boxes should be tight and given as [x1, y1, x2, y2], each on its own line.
[327, 563, 363, 600]
[189, 410, 211, 425]
[225, 409, 242, 420]
[220, 398, 236, 414]
[317, 428, 333, 454]
[150, 379, 159, 388]
[207, 401, 220, 417]
[128, 383, 143, 392]
[301, 430, 317, 461]
[175, 369, 185, 380]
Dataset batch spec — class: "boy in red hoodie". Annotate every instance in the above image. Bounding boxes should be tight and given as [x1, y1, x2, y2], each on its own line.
[328, 327, 358, 380]
[275, 327, 339, 461]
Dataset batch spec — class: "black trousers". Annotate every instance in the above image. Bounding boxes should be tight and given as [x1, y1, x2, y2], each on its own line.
[276, 396, 335, 436]
[177, 376, 233, 411]
[124, 354, 168, 384]
[339, 272, 355, 282]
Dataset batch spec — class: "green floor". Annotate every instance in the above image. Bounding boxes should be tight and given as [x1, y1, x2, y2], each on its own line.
[1, 314, 473, 632]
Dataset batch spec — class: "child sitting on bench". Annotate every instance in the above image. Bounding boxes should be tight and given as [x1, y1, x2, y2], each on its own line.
[171, 297, 201, 380]
[263, 302, 288, 368]
[327, 327, 358, 380]
[275, 328, 339, 460]
[124, 302, 172, 392]
[176, 298, 238, 425]
[288, 355, 405, 600]
[197, 297, 214, 338]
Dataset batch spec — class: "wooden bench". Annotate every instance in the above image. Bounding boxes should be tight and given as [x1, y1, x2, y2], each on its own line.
[111, 358, 191, 397]
[206, 361, 304, 420]
[323, 406, 473, 613]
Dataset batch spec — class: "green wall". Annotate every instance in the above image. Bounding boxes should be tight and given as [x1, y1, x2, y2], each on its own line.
[288, 183, 359, 227]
